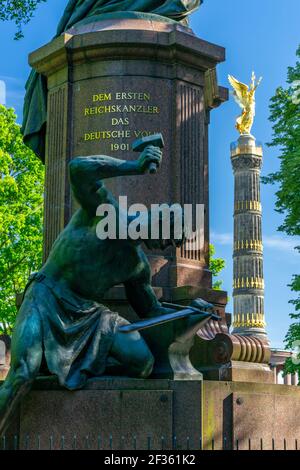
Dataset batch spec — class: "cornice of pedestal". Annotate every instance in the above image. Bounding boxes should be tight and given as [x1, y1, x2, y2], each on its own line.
[29, 20, 226, 77]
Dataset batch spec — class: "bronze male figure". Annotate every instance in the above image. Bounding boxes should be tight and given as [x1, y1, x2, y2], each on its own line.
[0, 145, 213, 434]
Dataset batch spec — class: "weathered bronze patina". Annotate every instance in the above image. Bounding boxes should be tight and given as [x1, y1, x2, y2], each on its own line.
[0, 145, 214, 435]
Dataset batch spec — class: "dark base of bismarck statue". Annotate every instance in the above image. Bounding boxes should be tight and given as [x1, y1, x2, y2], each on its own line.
[3, 377, 300, 450]
[5, 377, 202, 450]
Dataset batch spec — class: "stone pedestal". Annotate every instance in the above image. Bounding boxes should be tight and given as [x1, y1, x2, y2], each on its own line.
[29, 18, 227, 289]
[10, 377, 202, 450]
[4, 377, 300, 450]
[202, 381, 300, 450]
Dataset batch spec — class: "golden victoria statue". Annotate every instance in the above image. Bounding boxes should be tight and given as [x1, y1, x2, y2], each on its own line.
[228, 72, 262, 135]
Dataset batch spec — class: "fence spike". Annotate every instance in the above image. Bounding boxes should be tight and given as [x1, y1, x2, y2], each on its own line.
[1, 432, 296, 451]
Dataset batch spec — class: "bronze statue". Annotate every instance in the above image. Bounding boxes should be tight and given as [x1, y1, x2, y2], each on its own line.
[21, 0, 203, 161]
[0, 144, 214, 435]
[228, 72, 262, 135]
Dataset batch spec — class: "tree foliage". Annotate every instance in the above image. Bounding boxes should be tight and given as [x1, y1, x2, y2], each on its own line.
[209, 244, 225, 291]
[0, 105, 44, 333]
[262, 46, 300, 375]
[0, 0, 46, 39]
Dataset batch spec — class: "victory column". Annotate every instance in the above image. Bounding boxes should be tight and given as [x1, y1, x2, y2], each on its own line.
[228, 73, 268, 339]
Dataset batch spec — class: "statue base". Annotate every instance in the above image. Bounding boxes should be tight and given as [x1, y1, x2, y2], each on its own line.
[8, 377, 202, 450]
[198, 361, 274, 384]
[3, 377, 300, 450]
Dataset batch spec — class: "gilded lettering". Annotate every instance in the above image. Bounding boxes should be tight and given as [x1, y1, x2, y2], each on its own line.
[92, 93, 112, 102]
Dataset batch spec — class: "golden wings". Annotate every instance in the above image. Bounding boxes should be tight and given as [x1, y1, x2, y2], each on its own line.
[228, 72, 262, 135]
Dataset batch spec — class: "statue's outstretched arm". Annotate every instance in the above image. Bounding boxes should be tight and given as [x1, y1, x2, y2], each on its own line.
[70, 147, 162, 182]
[69, 148, 162, 211]
[70, 155, 139, 183]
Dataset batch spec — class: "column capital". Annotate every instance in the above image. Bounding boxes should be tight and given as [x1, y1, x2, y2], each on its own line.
[230, 134, 263, 171]
[231, 154, 263, 171]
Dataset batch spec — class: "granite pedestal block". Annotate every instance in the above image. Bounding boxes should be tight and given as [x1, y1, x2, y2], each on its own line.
[5, 377, 300, 451]
[202, 381, 300, 450]
[11, 378, 202, 450]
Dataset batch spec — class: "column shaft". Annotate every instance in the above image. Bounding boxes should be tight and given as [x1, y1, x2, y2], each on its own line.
[231, 134, 268, 338]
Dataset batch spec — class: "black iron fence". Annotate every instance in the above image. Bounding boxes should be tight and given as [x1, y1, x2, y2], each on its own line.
[1, 434, 299, 451]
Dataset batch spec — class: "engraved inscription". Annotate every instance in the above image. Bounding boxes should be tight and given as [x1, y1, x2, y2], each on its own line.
[81, 91, 161, 152]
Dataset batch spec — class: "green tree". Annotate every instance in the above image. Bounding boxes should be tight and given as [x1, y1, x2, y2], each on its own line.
[209, 244, 225, 290]
[0, 104, 44, 334]
[0, 0, 46, 39]
[262, 45, 300, 375]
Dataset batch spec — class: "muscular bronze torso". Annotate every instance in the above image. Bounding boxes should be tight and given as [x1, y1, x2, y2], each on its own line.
[42, 207, 150, 302]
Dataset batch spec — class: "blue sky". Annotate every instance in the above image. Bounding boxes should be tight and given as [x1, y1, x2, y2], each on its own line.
[0, 0, 299, 348]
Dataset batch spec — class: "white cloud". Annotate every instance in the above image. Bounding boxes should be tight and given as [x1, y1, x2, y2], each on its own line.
[0, 75, 22, 84]
[211, 231, 300, 253]
[211, 232, 232, 245]
[0, 75, 25, 120]
[0, 80, 6, 105]
[264, 236, 299, 252]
